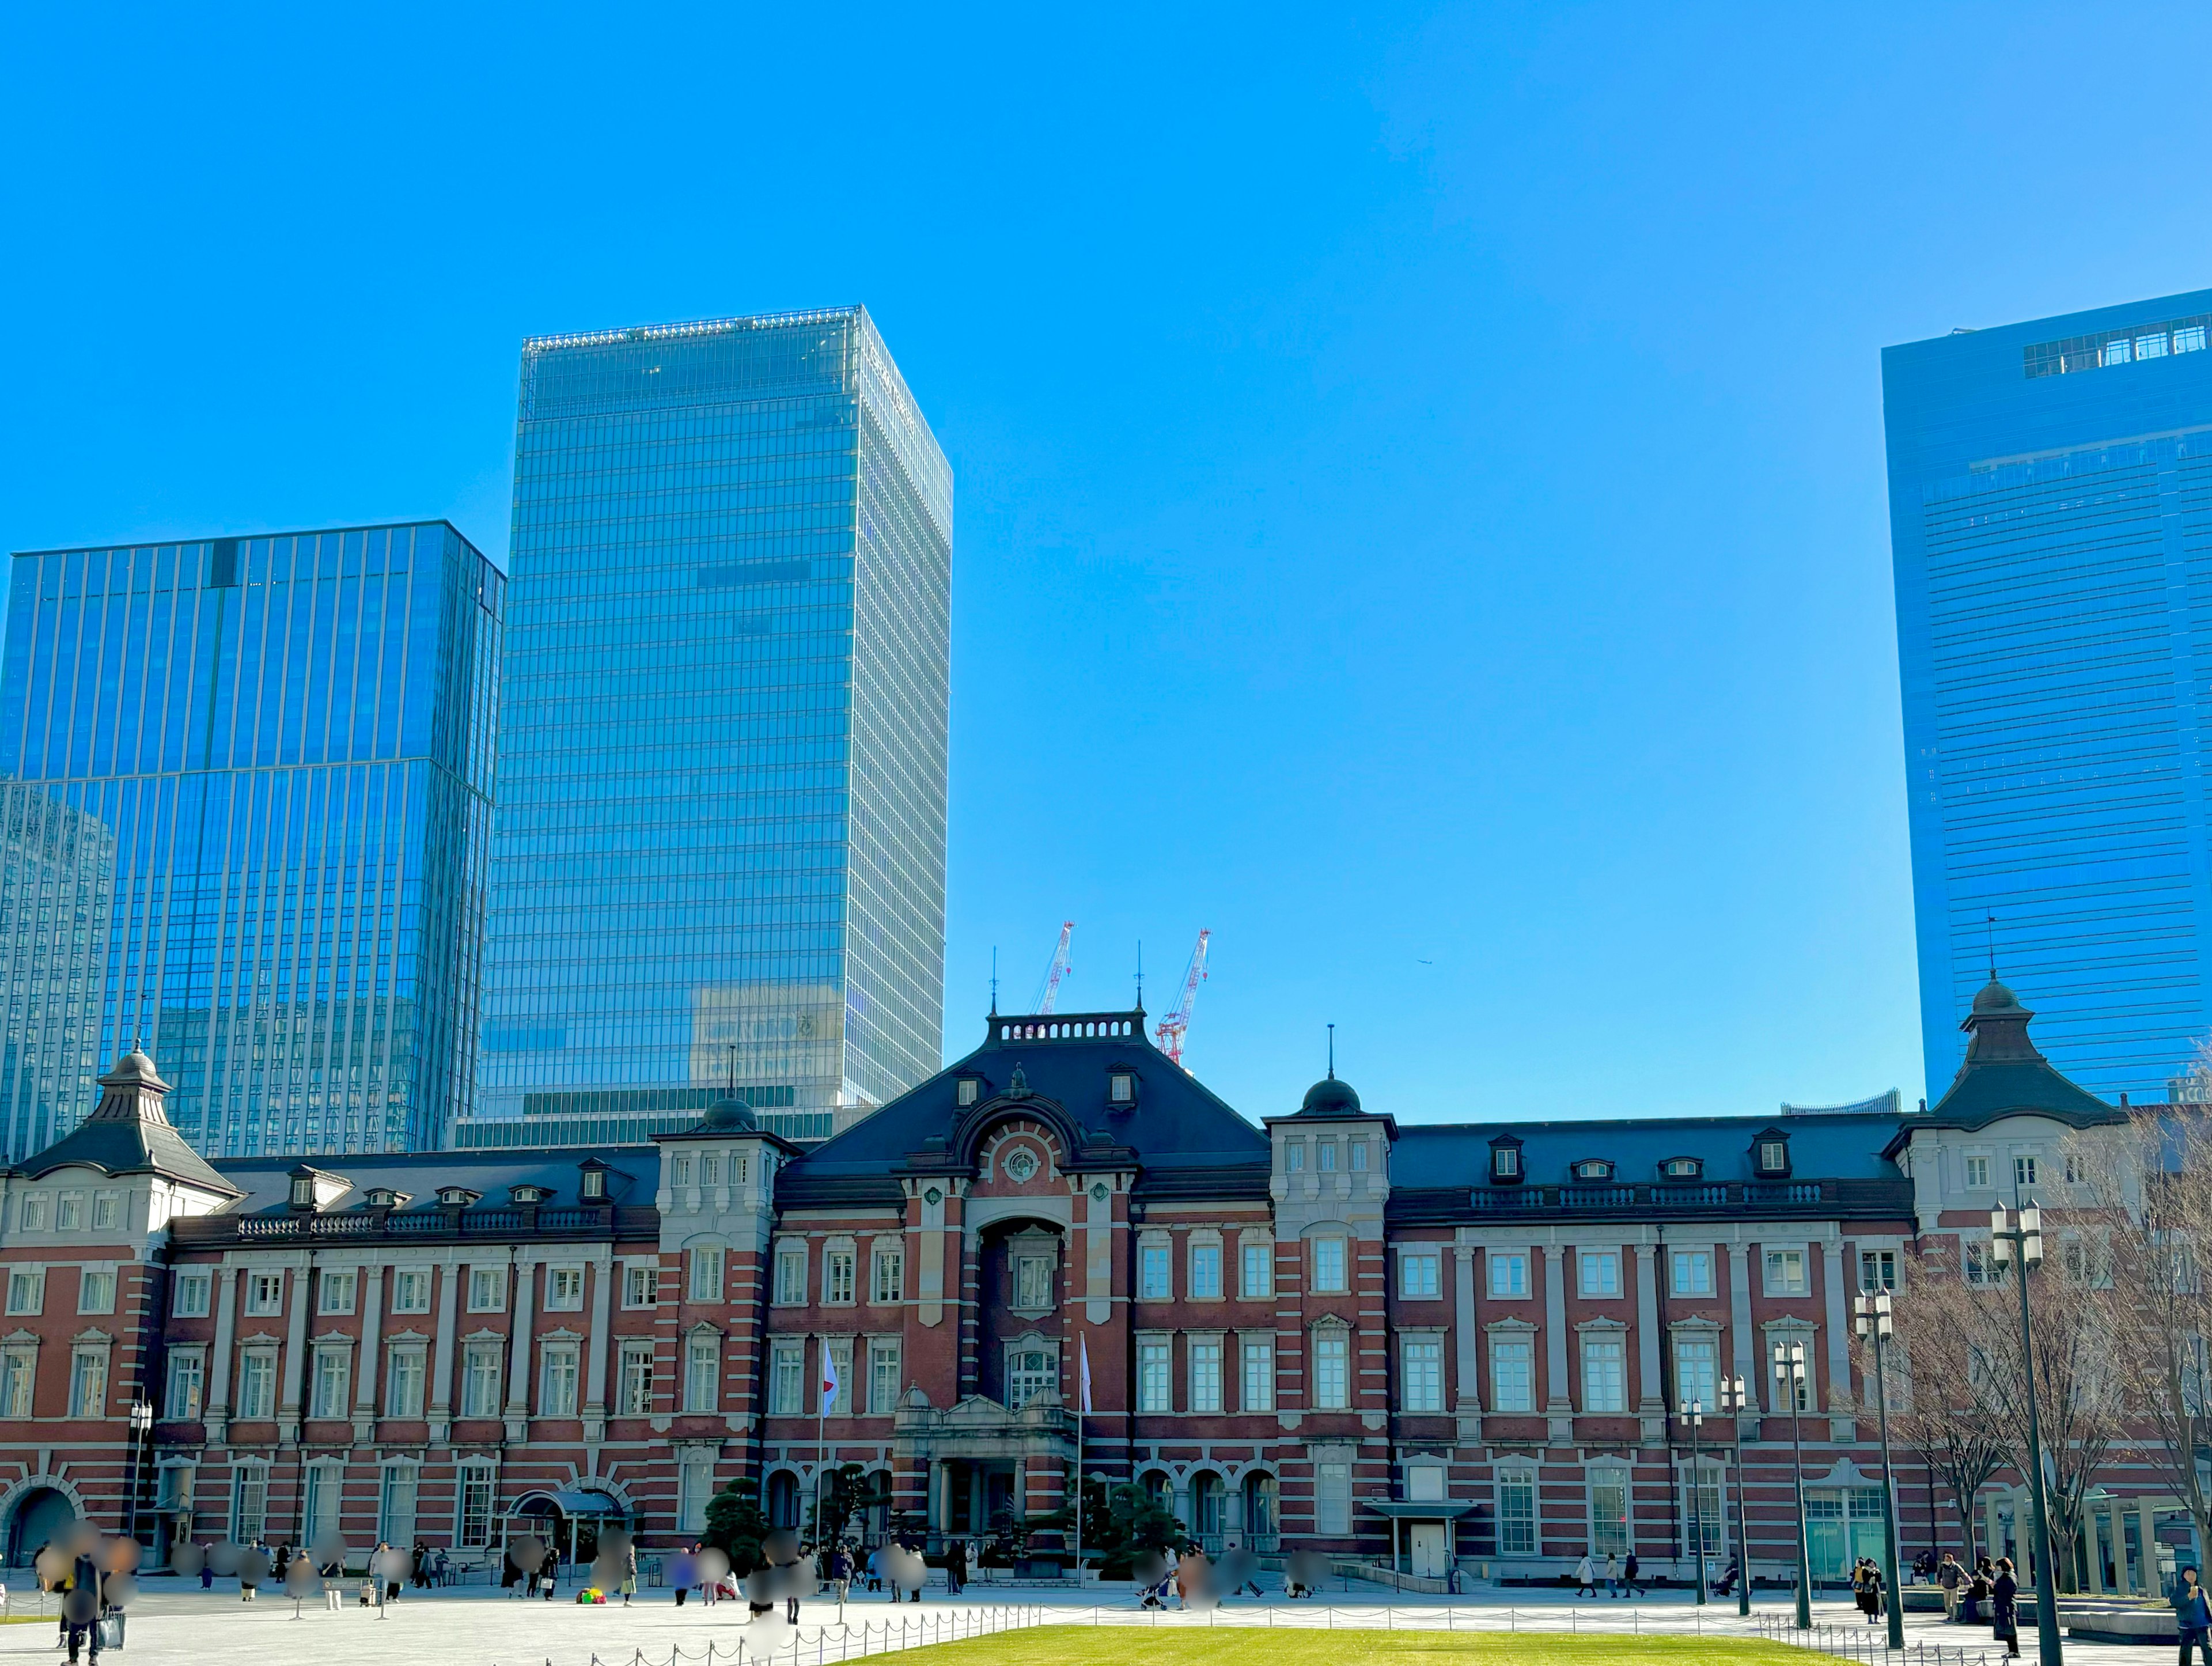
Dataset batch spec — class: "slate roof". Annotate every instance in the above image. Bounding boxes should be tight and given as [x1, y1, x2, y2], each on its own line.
[10, 1051, 241, 1197]
[1394, 1110, 1907, 1190]
[1883, 979, 2122, 1156]
[209, 1146, 662, 1214]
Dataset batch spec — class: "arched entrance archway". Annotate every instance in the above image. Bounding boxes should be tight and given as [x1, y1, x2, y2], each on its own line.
[7, 1488, 77, 1567]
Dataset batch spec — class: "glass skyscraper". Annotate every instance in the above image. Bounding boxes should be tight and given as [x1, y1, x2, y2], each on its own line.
[1885, 286, 2212, 1102]
[0, 524, 502, 1158]
[464, 307, 949, 1148]
[0, 784, 115, 1160]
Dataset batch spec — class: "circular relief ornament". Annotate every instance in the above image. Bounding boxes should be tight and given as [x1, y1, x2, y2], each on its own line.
[1090, 1182, 1109, 1202]
[1003, 1149, 1039, 1183]
[923, 1186, 944, 1206]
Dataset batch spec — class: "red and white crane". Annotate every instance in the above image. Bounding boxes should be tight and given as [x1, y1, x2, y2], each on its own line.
[1153, 928, 1211, 1067]
[1035, 921, 1075, 1014]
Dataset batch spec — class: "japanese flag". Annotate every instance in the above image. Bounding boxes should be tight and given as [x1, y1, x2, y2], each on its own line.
[821, 1347, 841, 1415]
[1078, 1334, 1093, 1415]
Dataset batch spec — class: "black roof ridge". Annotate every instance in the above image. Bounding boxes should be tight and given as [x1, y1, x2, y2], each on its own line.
[1396, 1110, 1907, 1135]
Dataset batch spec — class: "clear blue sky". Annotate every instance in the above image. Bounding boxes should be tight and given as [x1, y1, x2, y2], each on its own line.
[6, 4, 2210, 1127]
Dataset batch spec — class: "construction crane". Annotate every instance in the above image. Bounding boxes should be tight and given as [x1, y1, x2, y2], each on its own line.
[1154, 928, 1211, 1067]
[1034, 922, 1075, 1014]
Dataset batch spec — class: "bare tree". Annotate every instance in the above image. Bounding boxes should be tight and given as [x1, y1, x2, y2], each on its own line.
[1874, 1295, 2006, 1559]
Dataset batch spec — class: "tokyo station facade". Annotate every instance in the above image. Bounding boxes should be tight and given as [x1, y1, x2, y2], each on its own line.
[0, 982, 2175, 1587]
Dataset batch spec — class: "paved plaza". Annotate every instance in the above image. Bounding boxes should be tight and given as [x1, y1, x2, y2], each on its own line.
[0, 1581, 2173, 1666]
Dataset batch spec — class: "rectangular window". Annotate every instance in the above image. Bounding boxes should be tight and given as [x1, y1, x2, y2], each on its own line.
[872, 1245, 903, 1304]
[311, 1347, 351, 1418]
[70, 1347, 107, 1417]
[319, 1269, 358, 1314]
[1014, 1252, 1054, 1309]
[619, 1345, 654, 1416]
[57, 1192, 84, 1230]
[1774, 1339, 1812, 1410]
[2178, 325, 2209, 354]
[391, 1269, 430, 1313]
[1408, 1466, 1444, 1502]
[156, 1464, 195, 1511]
[1764, 1248, 1808, 1296]
[304, 1467, 342, 1546]
[1241, 1243, 1272, 1299]
[461, 1345, 502, 1417]
[1400, 1252, 1441, 1298]
[1242, 1336, 1274, 1411]
[1286, 1143, 1305, 1172]
[1490, 1337, 1535, 1412]
[671, 1153, 692, 1186]
[1139, 1243, 1172, 1301]
[700, 1153, 720, 1186]
[1137, 1341, 1172, 1412]
[1964, 1154, 1991, 1189]
[624, 1263, 658, 1308]
[165, 1350, 204, 1420]
[18, 1194, 48, 1230]
[246, 1271, 285, 1315]
[1, 1345, 34, 1418]
[467, 1267, 504, 1312]
[1964, 1240, 2004, 1287]
[1313, 1329, 1349, 1408]
[869, 1341, 901, 1414]
[1489, 1252, 1528, 1297]
[823, 1249, 855, 1304]
[2015, 1155, 2039, 1190]
[1316, 1461, 1350, 1535]
[1006, 1344, 1054, 1411]
[545, 1267, 584, 1311]
[679, 1456, 713, 1535]
[459, 1467, 496, 1548]
[1498, 1474, 1536, 1555]
[1675, 1336, 1718, 1412]
[1592, 1474, 1631, 1556]
[1190, 1243, 1222, 1300]
[78, 1269, 115, 1314]
[1579, 1250, 1621, 1297]
[173, 1271, 211, 1317]
[1350, 1140, 1369, 1171]
[1189, 1341, 1223, 1413]
[688, 1247, 724, 1304]
[236, 1350, 275, 1418]
[1672, 1250, 1714, 1296]
[1318, 1140, 1338, 1172]
[380, 1464, 419, 1546]
[386, 1347, 426, 1417]
[232, 1467, 268, 1543]
[775, 1246, 808, 1305]
[770, 1341, 803, 1415]
[1581, 1335, 1626, 1412]
[1312, 1237, 1347, 1294]
[684, 1336, 720, 1412]
[92, 1191, 120, 1230]
[540, 1343, 579, 1415]
[1859, 1249, 1897, 1292]
[1402, 1337, 1443, 1411]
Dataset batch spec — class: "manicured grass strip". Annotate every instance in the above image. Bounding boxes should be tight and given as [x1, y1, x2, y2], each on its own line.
[896, 1625, 1823, 1666]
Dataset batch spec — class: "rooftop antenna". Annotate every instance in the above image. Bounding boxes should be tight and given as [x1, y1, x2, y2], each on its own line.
[990, 947, 998, 1017]
[1986, 912, 1998, 982]
[1135, 940, 1143, 1009]
[726, 1043, 737, 1097]
[1327, 1022, 1336, 1080]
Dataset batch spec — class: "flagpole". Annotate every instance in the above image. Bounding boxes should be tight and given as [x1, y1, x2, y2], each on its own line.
[1073, 1332, 1089, 1581]
[817, 1335, 830, 1539]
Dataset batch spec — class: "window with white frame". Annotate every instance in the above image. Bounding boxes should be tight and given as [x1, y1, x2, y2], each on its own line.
[1241, 1241, 1272, 1299]
[700, 1152, 721, 1187]
[246, 1271, 285, 1315]
[173, 1271, 210, 1317]
[467, 1268, 505, 1312]
[623, 1263, 658, 1308]
[17, 1193, 48, 1230]
[2015, 1155, 2039, 1190]
[165, 1348, 204, 1419]
[1490, 1335, 1535, 1412]
[620, 1344, 654, 1415]
[774, 1244, 807, 1305]
[1590, 1470, 1631, 1555]
[311, 1346, 351, 1417]
[823, 1248, 856, 1305]
[679, 1455, 713, 1534]
[1771, 1332, 1813, 1410]
[460, 1344, 502, 1417]
[69, 1346, 107, 1417]
[319, 1269, 358, 1314]
[545, 1266, 585, 1311]
[5, 1269, 43, 1315]
[769, 1340, 803, 1415]
[459, 1464, 497, 1547]
[1012, 1250, 1054, 1311]
[1316, 1460, 1351, 1535]
[58, 1192, 84, 1230]
[1497, 1469, 1537, 1555]
[303, 1464, 343, 1546]
[539, 1341, 579, 1415]
[1407, 1464, 1445, 1502]
[1580, 1250, 1621, 1296]
[869, 1340, 901, 1414]
[1684, 1463, 1724, 1560]
[1672, 1250, 1714, 1296]
[825, 1337, 853, 1414]
[1963, 1239, 2004, 1287]
[671, 1153, 692, 1186]
[1312, 1237, 1347, 1294]
[1400, 1251, 1441, 1298]
[0, 1344, 33, 1418]
[1313, 1327, 1350, 1409]
[1137, 1340, 1172, 1412]
[380, 1461, 419, 1545]
[78, 1269, 115, 1314]
[1402, 1336, 1443, 1411]
[1242, 1336, 1274, 1411]
[1675, 1334, 1718, 1411]
[232, 1464, 269, 1543]
[92, 1190, 120, 1230]
[1964, 1154, 1991, 1190]
[1581, 1334, 1626, 1412]
[1488, 1251, 1529, 1297]
[1764, 1248, 1808, 1296]
[1859, 1249, 1898, 1292]
[1350, 1139, 1369, 1172]
[1318, 1140, 1338, 1172]
[236, 1349, 276, 1418]
[688, 1246, 724, 1304]
[1006, 1343, 1055, 1411]
[1190, 1241, 1222, 1300]
[1139, 1241, 1172, 1301]
[386, 1345, 426, 1417]
[391, 1269, 431, 1313]
[872, 1245, 903, 1304]
[684, 1335, 720, 1412]
[1189, 1340, 1223, 1412]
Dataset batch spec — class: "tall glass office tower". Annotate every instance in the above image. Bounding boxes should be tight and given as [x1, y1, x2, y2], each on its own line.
[464, 307, 949, 1148]
[0, 524, 503, 1158]
[1885, 287, 2212, 1102]
[0, 785, 115, 1160]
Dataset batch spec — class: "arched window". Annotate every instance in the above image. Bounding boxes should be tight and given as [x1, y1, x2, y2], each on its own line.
[1191, 1472, 1225, 1548]
[1243, 1472, 1279, 1550]
[767, 1470, 798, 1529]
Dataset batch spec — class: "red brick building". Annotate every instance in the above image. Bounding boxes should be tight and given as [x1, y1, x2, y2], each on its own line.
[0, 986, 2182, 1591]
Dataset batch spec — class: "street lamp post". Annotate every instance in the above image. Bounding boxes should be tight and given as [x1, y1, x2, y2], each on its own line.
[1854, 1290, 1907, 1649]
[124, 1400, 154, 1543]
[1679, 1398, 1708, 1604]
[1773, 1340, 1813, 1629]
[1991, 1202, 2065, 1666]
[1719, 1374, 1753, 1616]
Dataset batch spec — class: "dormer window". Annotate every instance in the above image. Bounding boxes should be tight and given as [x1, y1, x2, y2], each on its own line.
[289, 1175, 315, 1207]
[957, 1078, 980, 1108]
[1661, 1157, 1702, 1180]
[1490, 1138, 1522, 1183]
[1755, 1134, 1791, 1177]
[510, 1184, 550, 1206]
[1109, 1072, 1134, 1105]
[363, 1187, 407, 1209]
[579, 1167, 607, 1201]
[436, 1187, 478, 1207]
[1573, 1158, 1614, 1182]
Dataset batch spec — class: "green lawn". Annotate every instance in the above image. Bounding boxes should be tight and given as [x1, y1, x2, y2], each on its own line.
[904, 1627, 1816, 1666]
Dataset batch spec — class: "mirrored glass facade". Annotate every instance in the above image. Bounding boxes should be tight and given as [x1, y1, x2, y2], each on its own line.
[467, 307, 949, 1146]
[0, 524, 502, 1157]
[0, 784, 114, 1160]
[1885, 286, 2212, 1100]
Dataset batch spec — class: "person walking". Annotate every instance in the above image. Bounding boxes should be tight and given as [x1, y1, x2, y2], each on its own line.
[1604, 1551, 1620, 1597]
[1938, 1553, 1964, 1622]
[1857, 1558, 1886, 1625]
[1991, 1557, 2021, 1659]
[1573, 1551, 1597, 1597]
[540, 1546, 559, 1601]
[946, 1539, 967, 1596]
[620, 1542, 638, 1607]
[2175, 1566, 2212, 1666]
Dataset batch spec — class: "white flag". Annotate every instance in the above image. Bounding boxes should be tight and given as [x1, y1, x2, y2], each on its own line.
[1078, 1334, 1093, 1414]
[821, 1346, 840, 1415]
